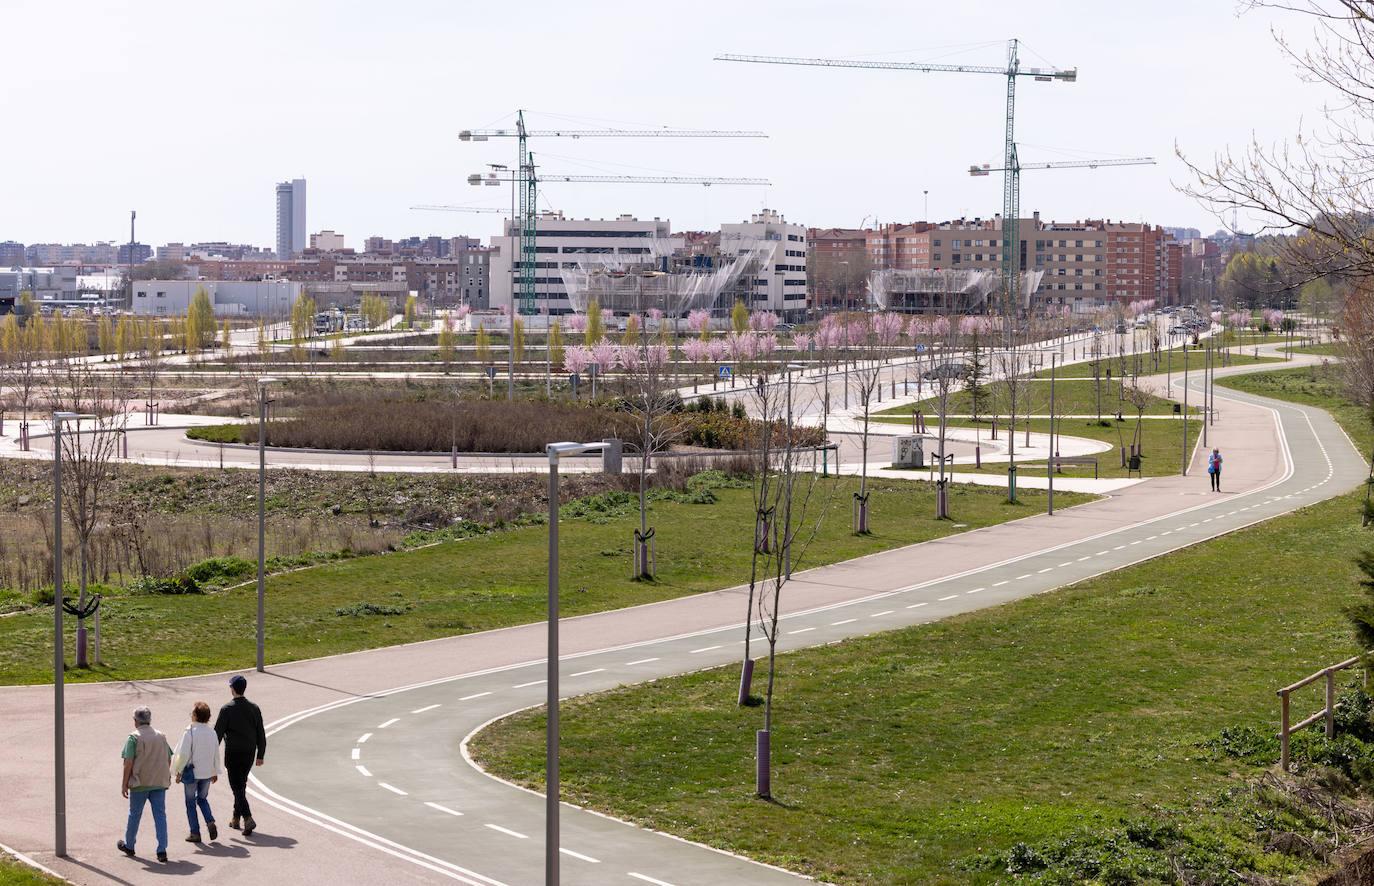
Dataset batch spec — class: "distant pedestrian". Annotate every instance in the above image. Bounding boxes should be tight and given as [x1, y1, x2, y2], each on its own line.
[214, 674, 267, 837]
[172, 701, 222, 843]
[1208, 448, 1223, 492]
[118, 706, 172, 863]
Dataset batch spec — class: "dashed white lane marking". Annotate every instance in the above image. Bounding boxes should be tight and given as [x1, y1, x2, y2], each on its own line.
[411, 704, 440, 714]
[356, 733, 372, 744]
[967, 587, 985, 595]
[350, 748, 360, 761]
[1015, 574, 1032, 580]
[459, 692, 491, 701]
[907, 602, 928, 609]
[378, 718, 400, 729]
[788, 627, 815, 635]
[689, 645, 722, 654]
[1095, 550, 1110, 556]
[485, 824, 528, 839]
[831, 618, 857, 626]
[559, 848, 601, 863]
[1037, 568, 1053, 574]
[1057, 562, 1072, 568]
[993, 580, 1009, 587]
[1112, 545, 1126, 551]
[1130, 540, 1142, 545]
[1077, 556, 1091, 562]
[625, 658, 659, 666]
[628, 874, 676, 886]
[937, 594, 958, 601]
[1146, 536, 1157, 541]
[570, 668, 605, 677]
[424, 802, 463, 817]
[872, 610, 894, 617]
[513, 680, 546, 689]
[355, 765, 371, 777]
[378, 782, 408, 796]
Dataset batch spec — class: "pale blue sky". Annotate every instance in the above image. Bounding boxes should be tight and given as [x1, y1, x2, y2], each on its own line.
[1, 0, 1328, 249]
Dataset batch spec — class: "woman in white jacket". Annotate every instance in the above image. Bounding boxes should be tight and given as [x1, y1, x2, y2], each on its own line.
[171, 701, 222, 843]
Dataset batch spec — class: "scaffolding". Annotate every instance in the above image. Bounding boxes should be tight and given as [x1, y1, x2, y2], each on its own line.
[869, 268, 1043, 314]
[559, 238, 767, 316]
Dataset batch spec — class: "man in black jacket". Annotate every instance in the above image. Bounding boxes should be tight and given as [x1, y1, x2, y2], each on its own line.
[214, 674, 266, 836]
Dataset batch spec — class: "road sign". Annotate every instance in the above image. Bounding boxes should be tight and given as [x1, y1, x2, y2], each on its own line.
[485, 366, 497, 379]
[914, 345, 927, 354]
[718, 365, 733, 380]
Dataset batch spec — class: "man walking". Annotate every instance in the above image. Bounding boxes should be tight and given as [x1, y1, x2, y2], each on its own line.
[1208, 447, 1223, 492]
[214, 675, 266, 837]
[118, 706, 172, 863]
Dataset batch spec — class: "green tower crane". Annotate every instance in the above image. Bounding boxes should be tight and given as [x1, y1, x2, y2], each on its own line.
[717, 40, 1077, 339]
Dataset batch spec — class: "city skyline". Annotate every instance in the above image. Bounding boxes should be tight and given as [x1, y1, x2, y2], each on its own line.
[2, 2, 1326, 249]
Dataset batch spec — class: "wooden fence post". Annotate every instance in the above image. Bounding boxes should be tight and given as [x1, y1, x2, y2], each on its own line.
[1280, 689, 1291, 772]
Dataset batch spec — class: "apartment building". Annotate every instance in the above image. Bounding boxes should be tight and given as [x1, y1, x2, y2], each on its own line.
[719, 209, 808, 317]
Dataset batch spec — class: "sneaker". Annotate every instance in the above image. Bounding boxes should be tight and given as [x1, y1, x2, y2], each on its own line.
[207, 821, 218, 841]
[242, 816, 256, 837]
[157, 852, 168, 863]
[116, 840, 135, 857]
[185, 833, 202, 843]
[229, 816, 240, 830]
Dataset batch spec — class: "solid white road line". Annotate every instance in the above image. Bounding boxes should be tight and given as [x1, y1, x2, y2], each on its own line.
[357, 732, 372, 744]
[513, 680, 546, 689]
[689, 645, 722, 654]
[484, 824, 528, 839]
[379, 782, 408, 796]
[378, 718, 400, 729]
[412, 704, 441, 714]
[355, 765, 372, 777]
[559, 848, 600, 863]
[425, 802, 463, 817]
[628, 873, 676, 886]
[570, 668, 605, 677]
[351, 748, 360, 760]
[625, 658, 659, 666]
[459, 692, 492, 701]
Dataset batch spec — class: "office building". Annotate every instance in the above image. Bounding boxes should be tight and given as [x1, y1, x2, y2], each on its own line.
[132, 279, 301, 317]
[310, 230, 346, 252]
[720, 209, 808, 316]
[117, 242, 153, 264]
[0, 241, 25, 268]
[275, 178, 307, 259]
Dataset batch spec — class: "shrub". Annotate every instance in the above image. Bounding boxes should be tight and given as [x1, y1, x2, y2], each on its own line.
[182, 556, 255, 586]
[186, 424, 249, 444]
[129, 575, 203, 595]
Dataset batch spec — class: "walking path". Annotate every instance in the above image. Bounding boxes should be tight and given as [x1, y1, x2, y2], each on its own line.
[0, 342, 1364, 884]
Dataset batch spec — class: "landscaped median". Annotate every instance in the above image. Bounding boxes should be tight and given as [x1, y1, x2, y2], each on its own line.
[470, 488, 1370, 884]
[0, 475, 1091, 684]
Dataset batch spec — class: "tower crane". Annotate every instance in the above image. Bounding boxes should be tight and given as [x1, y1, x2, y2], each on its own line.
[968, 156, 1155, 175]
[717, 40, 1076, 337]
[460, 110, 767, 318]
[411, 204, 505, 213]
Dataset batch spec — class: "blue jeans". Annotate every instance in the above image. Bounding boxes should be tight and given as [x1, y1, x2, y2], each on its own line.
[183, 778, 215, 835]
[125, 789, 168, 855]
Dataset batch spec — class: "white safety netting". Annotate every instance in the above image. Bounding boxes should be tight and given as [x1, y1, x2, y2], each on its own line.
[868, 268, 1043, 313]
[560, 237, 767, 316]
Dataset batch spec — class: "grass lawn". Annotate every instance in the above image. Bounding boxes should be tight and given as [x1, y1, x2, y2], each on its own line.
[1033, 346, 1280, 380]
[1285, 341, 1343, 357]
[878, 377, 1185, 418]
[0, 858, 61, 886]
[471, 487, 1367, 885]
[876, 414, 1198, 478]
[0, 478, 1090, 685]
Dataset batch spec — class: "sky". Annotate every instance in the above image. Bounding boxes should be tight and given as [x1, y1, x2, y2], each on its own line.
[0, 0, 1333, 250]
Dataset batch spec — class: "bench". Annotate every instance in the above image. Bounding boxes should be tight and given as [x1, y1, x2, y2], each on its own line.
[1052, 454, 1099, 479]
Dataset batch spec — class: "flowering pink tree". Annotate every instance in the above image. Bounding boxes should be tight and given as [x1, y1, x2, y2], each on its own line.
[565, 313, 587, 334]
[564, 345, 591, 396]
[750, 311, 779, 333]
[688, 309, 712, 340]
[681, 338, 710, 391]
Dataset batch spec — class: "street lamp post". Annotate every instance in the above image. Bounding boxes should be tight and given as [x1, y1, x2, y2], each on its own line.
[544, 440, 607, 886]
[1048, 354, 1056, 516]
[256, 378, 281, 673]
[52, 410, 94, 858]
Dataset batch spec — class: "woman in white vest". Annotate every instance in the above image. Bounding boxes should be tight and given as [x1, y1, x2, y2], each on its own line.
[171, 701, 222, 843]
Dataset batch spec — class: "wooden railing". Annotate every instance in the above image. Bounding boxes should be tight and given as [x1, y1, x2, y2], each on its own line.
[1277, 653, 1368, 770]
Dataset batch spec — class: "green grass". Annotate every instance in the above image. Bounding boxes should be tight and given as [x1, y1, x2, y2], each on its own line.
[1032, 346, 1280, 380]
[879, 377, 1185, 418]
[1218, 362, 1372, 460]
[877, 414, 1198, 478]
[1285, 341, 1342, 357]
[185, 423, 246, 444]
[471, 487, 1367, 885]
[0, 857, 61, 886]
[0, 478, 1090, 684]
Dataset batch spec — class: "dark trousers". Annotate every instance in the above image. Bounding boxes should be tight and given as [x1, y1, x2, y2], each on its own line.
[1210, 470, 1220, 491]
[225, 748, 255, 819]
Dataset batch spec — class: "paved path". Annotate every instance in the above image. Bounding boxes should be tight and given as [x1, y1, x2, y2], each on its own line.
[1, 342, 1364, 884]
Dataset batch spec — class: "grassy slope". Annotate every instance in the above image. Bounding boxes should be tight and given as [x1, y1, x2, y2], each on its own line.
[0, 858, 61, 886]
[877, 377, 1184, 417]
[1218, 362, 1372, 458]
[471, 365, 1371, 884]
[0, 479, 1088, 685]
[1032, 347, 1279, 379]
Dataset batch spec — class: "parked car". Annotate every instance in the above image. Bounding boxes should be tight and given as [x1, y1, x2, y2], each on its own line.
[921, 361, 968, 381]
[1167, 325, 1190, 335]
[1114, 322, 1127, 334]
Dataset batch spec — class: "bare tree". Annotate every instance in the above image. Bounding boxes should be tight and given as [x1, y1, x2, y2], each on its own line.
[619, 332, 684, 580]
[735, 367, 834, 800]
[994, 341, 1033, 503]
[1, 296, 44, 450]
[844, 313, 904, 533]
